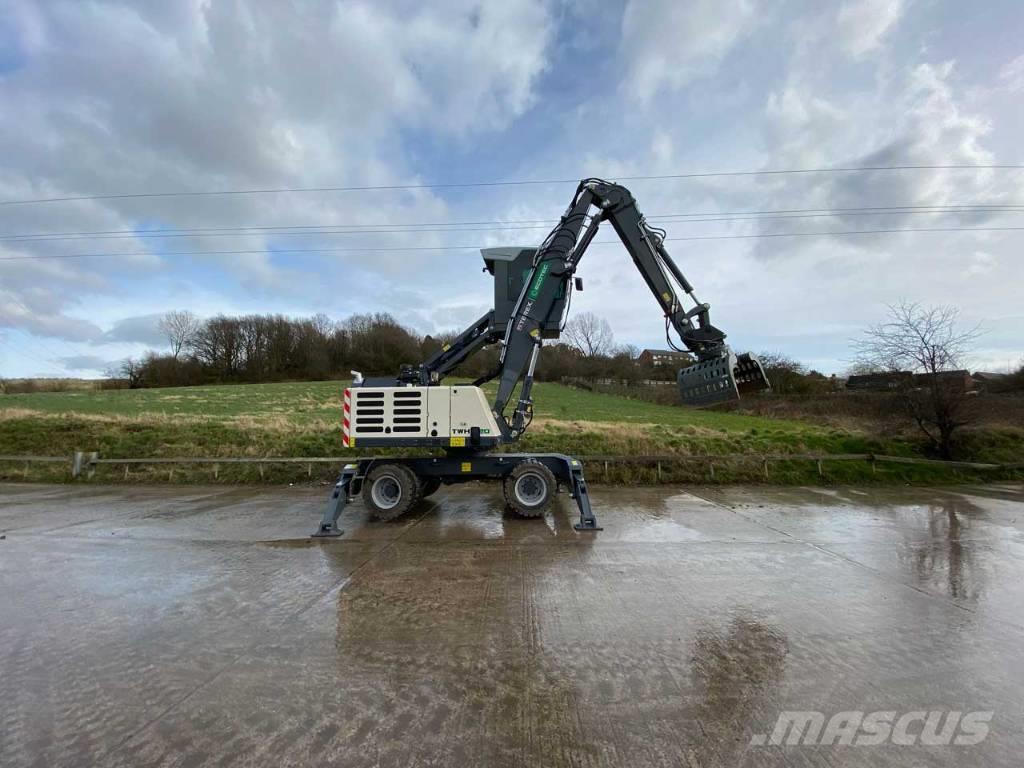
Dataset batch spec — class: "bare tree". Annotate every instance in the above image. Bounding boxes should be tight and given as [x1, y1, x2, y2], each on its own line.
[191, 315, 244, 378]
[853, 302, 982, 459]
[615, 343, 640, 360]
[844, 360, 886, 377]
[158, 310, 200, 360]
[758, 351, 808, 395]
[563, 311, 615, 357]
[108, 357, 144, 388]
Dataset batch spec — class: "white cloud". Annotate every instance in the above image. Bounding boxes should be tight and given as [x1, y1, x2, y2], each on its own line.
[757, 60, 1005, 247]
[999, 54, 1024, 93]
[1, 0, 1021, 377]
[836, 0, 904, 58]
[0, 0, 556, 361]
[100, 314, 167, 347]
[619, 0, 756, 102]
[60, 354, 118, 374]
[964, 250, 995, 277]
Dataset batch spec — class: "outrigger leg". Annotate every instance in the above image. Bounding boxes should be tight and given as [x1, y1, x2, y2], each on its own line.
[312, 463, 359, 537]
[567, 458, 601, 531]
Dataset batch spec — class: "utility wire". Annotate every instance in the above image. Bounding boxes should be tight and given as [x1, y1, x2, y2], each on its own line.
[3, 204, 1023, 243]
[2, 225, 1022, 262]
[2, 164, 1022, 206]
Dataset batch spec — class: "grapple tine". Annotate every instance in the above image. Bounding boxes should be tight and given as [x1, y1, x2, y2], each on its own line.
[677, 350, 770, 407]
[733, 352, 771, 395]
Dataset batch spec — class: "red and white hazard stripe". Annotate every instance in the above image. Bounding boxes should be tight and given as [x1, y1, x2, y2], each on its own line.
[341, 388, 352, 447]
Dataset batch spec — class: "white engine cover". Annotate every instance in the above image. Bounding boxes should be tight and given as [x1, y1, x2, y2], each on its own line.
[342, 385, 500, 447]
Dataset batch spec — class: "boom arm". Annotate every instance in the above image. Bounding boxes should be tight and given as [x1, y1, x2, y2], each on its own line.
[411, 178, 768, 440]
[490, 179, 766, 436]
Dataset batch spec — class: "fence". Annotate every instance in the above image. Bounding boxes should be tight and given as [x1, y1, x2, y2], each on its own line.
[1, 451, 1021, 482]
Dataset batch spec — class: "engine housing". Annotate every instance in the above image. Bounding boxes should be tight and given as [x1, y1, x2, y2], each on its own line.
[342, 385, 502, 449]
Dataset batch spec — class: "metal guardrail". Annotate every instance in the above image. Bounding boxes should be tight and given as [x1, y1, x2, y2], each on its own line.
[0, 451, 1020, 480]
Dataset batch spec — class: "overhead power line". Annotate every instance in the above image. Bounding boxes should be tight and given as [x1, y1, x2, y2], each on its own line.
[2, 164, 1022, 206]
[1, 225, 1022, 262]
[3, 204, 1023, 243]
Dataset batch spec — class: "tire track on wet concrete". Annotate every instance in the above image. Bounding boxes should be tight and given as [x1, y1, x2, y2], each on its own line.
[98, 502, 437, 765]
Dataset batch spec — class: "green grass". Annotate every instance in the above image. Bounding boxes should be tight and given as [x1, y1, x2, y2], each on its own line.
[1, 380, 1021, 485]
[0, 379, 821, 430]
[0, 380, 343, 423]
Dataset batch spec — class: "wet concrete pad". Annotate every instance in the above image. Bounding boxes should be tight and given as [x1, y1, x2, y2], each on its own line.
[2, 482, 1023, 766]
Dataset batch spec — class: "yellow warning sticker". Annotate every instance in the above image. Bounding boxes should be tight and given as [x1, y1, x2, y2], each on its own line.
[442, 343, 451, 351]
[461, 462, 472, 473]
[349, 438, 355, 448]
[449, 437, 466, 447]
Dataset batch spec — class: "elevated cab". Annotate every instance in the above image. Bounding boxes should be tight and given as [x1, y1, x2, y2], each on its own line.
[483, 247, 567, 338]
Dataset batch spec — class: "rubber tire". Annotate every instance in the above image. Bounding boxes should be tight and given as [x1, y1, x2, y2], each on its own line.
[420, 477, 442, 498]
[363, 463, 420, 521]
[503, 461, 556, 518]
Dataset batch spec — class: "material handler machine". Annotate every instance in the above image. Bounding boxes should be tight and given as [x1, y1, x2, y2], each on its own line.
[314, 178, 769, 536]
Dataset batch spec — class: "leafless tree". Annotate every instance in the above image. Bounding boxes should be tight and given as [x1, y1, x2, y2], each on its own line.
[563, 311, 614, 357]
[191, 315, 244, 378]
[158, 310, 200, 360]
[756, 351, 809, 395]
[615, 343, 640, 360]
[108, 357, 144, 388]
[853, 301, 982, 459]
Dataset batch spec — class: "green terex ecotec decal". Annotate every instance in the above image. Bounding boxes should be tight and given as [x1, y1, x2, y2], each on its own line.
[527, 261, 551, 300]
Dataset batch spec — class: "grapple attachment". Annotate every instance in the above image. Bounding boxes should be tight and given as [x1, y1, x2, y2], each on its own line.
[677, 350, 770, 407]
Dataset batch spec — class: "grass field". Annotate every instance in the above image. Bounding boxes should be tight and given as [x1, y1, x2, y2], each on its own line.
[1, 380, 1021, 485]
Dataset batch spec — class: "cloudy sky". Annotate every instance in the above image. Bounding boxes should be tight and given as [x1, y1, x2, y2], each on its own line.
[1, 0, 1022, 377]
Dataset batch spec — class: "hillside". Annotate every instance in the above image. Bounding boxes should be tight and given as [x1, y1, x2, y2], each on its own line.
[1, 380, 1021, 485]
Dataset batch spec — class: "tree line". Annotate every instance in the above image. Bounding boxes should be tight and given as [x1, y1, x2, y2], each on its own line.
[115, 310, 682, 388]
[113, 304, 1023, 462]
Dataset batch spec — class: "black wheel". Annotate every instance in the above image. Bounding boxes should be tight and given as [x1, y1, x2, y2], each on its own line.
[420, 477, 442, 498]
[503, 461, 556, 518]
[363, 463, 419, 521]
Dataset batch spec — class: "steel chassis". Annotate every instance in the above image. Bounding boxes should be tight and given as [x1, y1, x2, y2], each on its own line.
[313, 452, 600, 537]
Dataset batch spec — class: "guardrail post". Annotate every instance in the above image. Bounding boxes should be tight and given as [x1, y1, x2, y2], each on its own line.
[72, 451, 84, 479]
[817, 459, 823, 477]
[709, 461, 715, 480]
[763, 459, 770, 480]
[86, 452, 97, 480]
